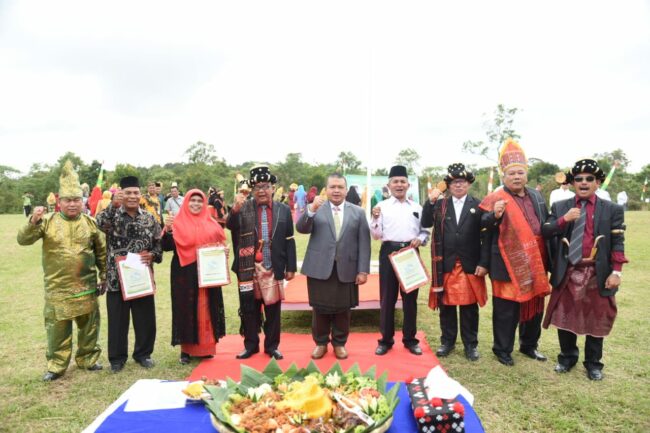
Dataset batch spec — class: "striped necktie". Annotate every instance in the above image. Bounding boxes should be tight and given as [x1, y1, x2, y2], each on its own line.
[568, 200, 587, 265]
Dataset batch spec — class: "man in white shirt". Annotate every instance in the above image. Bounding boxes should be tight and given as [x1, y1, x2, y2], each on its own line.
[549, 184, 575, 207]
[371, 165, 429, 356]
[164, 186, 184, 216]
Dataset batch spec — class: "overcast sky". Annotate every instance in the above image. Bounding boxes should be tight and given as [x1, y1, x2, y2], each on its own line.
[1, 0, 649, 176]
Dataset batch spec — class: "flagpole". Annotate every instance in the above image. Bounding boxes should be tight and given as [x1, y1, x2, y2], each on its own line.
[364, 47, 373, 222]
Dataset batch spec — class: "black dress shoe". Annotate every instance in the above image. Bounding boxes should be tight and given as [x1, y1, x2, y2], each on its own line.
[436, 344, 454, 357]
[42, 372, 62, 382]
[268, 349, 283, 360]
[519, 349, 547, 361]
[587, 368, 603, 381]
[554, 363, 574, 374]
[407, 344, 423, 356]
[496, 353, 515, 366]
[87, 363, 103, 371]
[111, 362, 125, 373]
[236, 348, 259, 359]
[136, 357, 155, 368]
[375, 344, 390, 356]
[464, 347, 480, 362]
[179, 352, 191, 365]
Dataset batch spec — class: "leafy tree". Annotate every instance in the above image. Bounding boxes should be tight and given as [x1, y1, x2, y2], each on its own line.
[394, 148, 421, 174]
[373, 168, 388, 176]
[336, 151, 362, 175]
[593, 149, 630, 173]
[185, 141, 219, 165]
[462, 104, 521, 164]
[527, 159, 560, 184]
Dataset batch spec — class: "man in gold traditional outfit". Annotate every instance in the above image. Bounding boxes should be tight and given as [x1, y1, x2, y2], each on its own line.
[17, 161, 106, 381]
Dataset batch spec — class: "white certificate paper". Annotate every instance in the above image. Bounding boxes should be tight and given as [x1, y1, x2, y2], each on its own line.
[197, 245, 230, 288]
[117, 256, 156, 300]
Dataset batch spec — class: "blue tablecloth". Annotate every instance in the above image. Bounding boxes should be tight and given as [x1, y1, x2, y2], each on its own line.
[94, 382, 484, 433]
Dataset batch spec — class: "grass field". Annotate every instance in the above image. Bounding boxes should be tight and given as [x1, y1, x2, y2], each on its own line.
[1, 212, 649, 433]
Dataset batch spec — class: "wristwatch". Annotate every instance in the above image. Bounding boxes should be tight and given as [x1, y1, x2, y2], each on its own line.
[611, 270, 622, 277]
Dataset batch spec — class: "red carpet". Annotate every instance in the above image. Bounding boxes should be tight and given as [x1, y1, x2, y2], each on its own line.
[187, 331, 438, 382]
[283, 274, 401, 310]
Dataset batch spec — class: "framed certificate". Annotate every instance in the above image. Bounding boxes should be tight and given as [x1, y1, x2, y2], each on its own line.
[389, 246, 431, 293]
[116, 254, 156, 301]
[197, 244, 231, 288]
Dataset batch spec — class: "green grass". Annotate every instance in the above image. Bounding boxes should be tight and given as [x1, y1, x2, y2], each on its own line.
[1, 212, 649, 432]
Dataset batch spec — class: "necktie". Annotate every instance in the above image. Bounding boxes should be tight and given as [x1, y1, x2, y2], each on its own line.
[333, 206, 341, 239]
[568, 200, 587, 265]
[261, 205, 272, 268]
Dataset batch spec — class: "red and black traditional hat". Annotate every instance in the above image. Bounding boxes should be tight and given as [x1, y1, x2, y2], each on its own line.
[444, 163, 475, 185]
[249, 165, 277, 186]
[565, 158, 606, 183]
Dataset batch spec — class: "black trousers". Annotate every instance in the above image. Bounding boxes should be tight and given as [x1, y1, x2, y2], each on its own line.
[557, 329, 604, 371]
[378, 242, 419, 348]
[492, 296, 542, 357]
[312, 310, 351, 347]
[106, 291, 156, 365]
[24, 205, 32, 217]
[242, 300, 281, 353]
[439, 303, 479, 349]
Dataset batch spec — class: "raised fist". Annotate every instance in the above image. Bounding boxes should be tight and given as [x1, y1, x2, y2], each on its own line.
[31, 206, 46, 225]
[311, 196, 325, 212]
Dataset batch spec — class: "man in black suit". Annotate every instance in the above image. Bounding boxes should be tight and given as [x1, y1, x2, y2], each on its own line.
[422, 164, 489, 361]
[227, 166, 297, 360]
[479, 139, 551, 366]
[542, 159, 627, 381]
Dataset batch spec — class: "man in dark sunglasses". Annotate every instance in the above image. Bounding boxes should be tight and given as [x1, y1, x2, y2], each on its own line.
[542, 158, 628, 381]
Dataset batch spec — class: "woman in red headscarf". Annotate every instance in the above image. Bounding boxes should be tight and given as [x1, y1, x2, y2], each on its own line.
[162, 189, 227, 364]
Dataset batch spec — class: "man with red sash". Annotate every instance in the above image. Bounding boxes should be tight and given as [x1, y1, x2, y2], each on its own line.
[542, 159, 627, 380]
[422, 163, 489, 361]
[480, 139, 551, 366]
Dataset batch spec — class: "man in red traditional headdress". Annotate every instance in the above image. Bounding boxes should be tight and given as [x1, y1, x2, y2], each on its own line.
[542, 159, 628, 380]
[480, 139, 551, 366]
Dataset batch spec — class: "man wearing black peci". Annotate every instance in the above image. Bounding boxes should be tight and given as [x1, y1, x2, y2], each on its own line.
[370, 165, 429, 356]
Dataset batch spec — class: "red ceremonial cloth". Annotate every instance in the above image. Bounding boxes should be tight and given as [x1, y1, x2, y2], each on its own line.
[187, 332, 438, 382]
[442, 260, 487, 307]
[172, 189, 226, 267]
[479, 189, 550, 304]
[181, 286, 217, 357]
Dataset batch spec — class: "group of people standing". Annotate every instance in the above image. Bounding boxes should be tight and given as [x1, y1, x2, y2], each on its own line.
[19, 139, 628, 383]
[421, 139, 627, 381]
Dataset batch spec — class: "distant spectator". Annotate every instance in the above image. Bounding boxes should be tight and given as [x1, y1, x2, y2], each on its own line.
[616, 191, 628, 210]
[307, 186, 318, 204]
[165, 186, 184, 216]
[549, 184, 575, 207]
[22, 192, 33, 217]
[595, 188, 611, 201]
[345, 185, 361, 206]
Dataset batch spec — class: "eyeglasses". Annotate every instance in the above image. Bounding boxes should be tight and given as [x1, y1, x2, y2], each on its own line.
[574, 175, 595, 183]
[253, 184, 272, 191]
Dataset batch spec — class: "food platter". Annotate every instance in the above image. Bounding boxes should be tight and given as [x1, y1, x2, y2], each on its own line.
[202, 359, 400, 433]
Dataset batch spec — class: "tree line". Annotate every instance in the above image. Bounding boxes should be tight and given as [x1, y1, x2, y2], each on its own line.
[1, 143, 648, 214]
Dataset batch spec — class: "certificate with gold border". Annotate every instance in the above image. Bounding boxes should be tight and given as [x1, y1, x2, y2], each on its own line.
[388, 246, 430, 293]
[197, 244, 230, 288]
